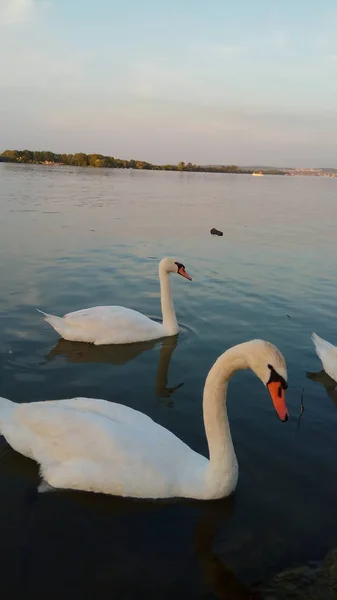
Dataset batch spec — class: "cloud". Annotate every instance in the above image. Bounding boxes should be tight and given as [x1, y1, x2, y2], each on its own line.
[210, 44, 243, 56]
[0, 1, 86, 91]
[0, 0, 40, 25]
[187, 42, 244, 59]
[325, 53, 337, 63]
[126, 61, 192, 101]
[271, 31, 289, 50]
[0, 49, 86, 89]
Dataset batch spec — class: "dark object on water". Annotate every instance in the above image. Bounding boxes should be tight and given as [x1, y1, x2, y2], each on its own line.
[210, 228, 223, 236]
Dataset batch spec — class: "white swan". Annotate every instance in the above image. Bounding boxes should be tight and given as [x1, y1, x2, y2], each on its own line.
[37, 257, 192, 345]
[0, 339, 288, 500]
[311, 332, 337, 383]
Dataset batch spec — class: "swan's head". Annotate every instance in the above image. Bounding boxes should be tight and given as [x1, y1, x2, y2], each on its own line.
[247, 340, 289, 422]
[159, 257, 192, 281]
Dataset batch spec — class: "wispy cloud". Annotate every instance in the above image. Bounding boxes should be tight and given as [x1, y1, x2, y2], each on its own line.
[325, 53, 337, 63]
[188, 42, 244, 58]
[126, 61, 191, 101]
[0, 1, 86, 90]
[1, 49, 87, 89]
[271, 31, 289, 50]
[0, 0, 41, 25]
[210, 44, 243, 56]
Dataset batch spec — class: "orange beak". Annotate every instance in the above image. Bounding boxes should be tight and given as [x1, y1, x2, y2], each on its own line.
[267, 381, 289, 422]
[178, 266, 192, 281]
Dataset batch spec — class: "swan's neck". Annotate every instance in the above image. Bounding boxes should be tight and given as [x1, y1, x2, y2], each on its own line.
[159, 266, 178, 335]
[203, 345, 249, 497]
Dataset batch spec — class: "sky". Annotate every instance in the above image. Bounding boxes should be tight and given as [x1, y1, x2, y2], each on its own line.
[1, 0, 337, 167]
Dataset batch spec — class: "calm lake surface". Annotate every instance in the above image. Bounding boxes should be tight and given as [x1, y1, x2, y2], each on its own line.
[0, 163, 337, 598]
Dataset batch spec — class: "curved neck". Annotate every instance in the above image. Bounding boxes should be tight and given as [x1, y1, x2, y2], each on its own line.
[159, 265, 178, 335]
[203, 344, 250, 496]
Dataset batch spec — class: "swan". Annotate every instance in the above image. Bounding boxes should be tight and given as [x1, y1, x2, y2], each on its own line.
[0, 339, 288, 500]
[37, 257, 192, 345]
[311, 332, 337, 383]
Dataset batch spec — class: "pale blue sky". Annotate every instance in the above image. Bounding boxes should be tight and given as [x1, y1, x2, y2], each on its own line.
[1, 0, 337, 166]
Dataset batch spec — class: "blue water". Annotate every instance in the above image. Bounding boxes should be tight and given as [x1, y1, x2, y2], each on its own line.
[1, 163, 337, 597]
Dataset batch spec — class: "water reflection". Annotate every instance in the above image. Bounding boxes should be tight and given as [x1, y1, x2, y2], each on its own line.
[46, 335, 183, 400]
[194, 500, 260, 599]
[0, 444, 256, 599]
[306, 370, 337, 407]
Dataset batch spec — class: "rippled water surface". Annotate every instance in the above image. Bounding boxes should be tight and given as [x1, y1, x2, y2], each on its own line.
[1, 163, 337, 598]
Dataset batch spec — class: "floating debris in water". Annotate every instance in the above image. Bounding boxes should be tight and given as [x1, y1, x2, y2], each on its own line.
[210, 227, 223, 236]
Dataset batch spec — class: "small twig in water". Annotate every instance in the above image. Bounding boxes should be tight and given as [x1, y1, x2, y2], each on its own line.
[297, 388, 305, 433]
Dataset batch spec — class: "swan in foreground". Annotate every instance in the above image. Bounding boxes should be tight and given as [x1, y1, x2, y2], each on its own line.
[0, 339, 288, 500]
[311, 332, 337, 383]
[37, 257, 192, 345]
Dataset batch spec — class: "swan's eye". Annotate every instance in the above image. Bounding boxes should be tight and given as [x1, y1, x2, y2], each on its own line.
[267, 364, 288, 390]
[175, 261, 185, 270]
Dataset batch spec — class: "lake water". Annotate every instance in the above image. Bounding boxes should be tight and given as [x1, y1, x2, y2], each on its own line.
[0, 163, 337, 599]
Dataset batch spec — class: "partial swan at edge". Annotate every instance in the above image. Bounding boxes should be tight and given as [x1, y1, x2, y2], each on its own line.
[311, 332, 337, 383]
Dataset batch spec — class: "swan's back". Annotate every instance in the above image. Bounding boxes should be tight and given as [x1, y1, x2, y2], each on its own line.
[43, 397, 157, 427]
[47, 306, 164, 344]
[3, 398, 206, 499]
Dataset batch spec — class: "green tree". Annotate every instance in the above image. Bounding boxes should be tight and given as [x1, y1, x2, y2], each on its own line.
[20, 150, 34, 163]
[33, 151, 44, 162]
[72, 153, 89, 167]
[88, 154, 104, 167]
[44, 151, 56, 162]
[2, 150, 20, 160]
[103, 156, 116, 167]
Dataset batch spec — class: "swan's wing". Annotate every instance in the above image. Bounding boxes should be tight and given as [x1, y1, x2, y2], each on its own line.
[312, 332, 337, 382]
[13, 401, 201, 498]
[63, 306, 143, 326]
[43, 397, 156, 428]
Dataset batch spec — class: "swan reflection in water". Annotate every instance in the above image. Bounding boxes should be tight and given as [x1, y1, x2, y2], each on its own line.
[306, 370, 337, 407]
[0, 447, 258, 600]
[46, 334, 183, 400]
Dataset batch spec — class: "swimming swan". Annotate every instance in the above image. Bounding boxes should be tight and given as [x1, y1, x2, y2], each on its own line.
[311, 332, 337, 383]
[37, 257, 192, 345]
[0, 340, 288, 500]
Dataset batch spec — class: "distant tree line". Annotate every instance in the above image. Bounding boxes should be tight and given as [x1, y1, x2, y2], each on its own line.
[0, 150, 284, 175]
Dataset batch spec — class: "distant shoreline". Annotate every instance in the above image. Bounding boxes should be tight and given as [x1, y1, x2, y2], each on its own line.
[0, 149, 284, 176]
[1, 150, 336, 177]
